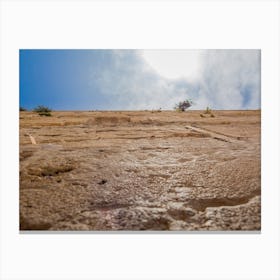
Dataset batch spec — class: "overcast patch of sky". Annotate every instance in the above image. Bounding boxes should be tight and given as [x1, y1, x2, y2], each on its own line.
[195, 50, 261, 109]
[20, 49, 260, 110]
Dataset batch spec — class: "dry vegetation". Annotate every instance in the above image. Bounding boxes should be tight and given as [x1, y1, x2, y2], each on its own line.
[20, 110, 261, 231]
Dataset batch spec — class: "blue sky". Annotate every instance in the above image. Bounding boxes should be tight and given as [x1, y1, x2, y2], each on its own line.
[20, 49, 260, 110]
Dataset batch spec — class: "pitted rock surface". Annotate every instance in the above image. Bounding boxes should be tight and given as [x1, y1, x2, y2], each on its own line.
[20, 110, 261, 231]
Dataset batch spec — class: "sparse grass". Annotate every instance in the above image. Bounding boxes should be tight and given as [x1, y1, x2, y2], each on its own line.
[174, 99, 193, 111]
[204, 107, 212, 114]
[33, 105, 52, 116]
[201, 107, 215, 118]
[20, 106, 27, 111]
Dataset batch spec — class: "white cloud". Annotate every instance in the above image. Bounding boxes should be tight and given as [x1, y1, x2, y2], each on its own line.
[91, 50, 188, 110]
[90, 49, 260, 110]
[195, 50, 261, 109]
[141, 50, 204, 82]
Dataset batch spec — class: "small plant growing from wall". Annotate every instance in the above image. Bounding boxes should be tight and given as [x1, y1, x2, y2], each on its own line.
[174, 99, 193, 112]
[200, 106, 215, 118]
[33, 105, 52, 116]
[204, 106, 212, 114]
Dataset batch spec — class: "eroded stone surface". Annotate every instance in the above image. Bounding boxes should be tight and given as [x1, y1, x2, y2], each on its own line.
[20, 110, 261, 231]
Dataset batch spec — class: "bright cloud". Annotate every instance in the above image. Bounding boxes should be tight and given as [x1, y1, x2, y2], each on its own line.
[91, 49, 260, 110]
[195, 50, 261, 109]
[90, 50, 189, 110]
[141, 50, 204, 81]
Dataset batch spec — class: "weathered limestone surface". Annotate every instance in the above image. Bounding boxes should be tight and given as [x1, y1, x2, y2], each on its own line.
[20, 110, 261, 231]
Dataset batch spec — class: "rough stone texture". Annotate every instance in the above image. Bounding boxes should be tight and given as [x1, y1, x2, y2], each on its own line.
[20, 110, 261, 231]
